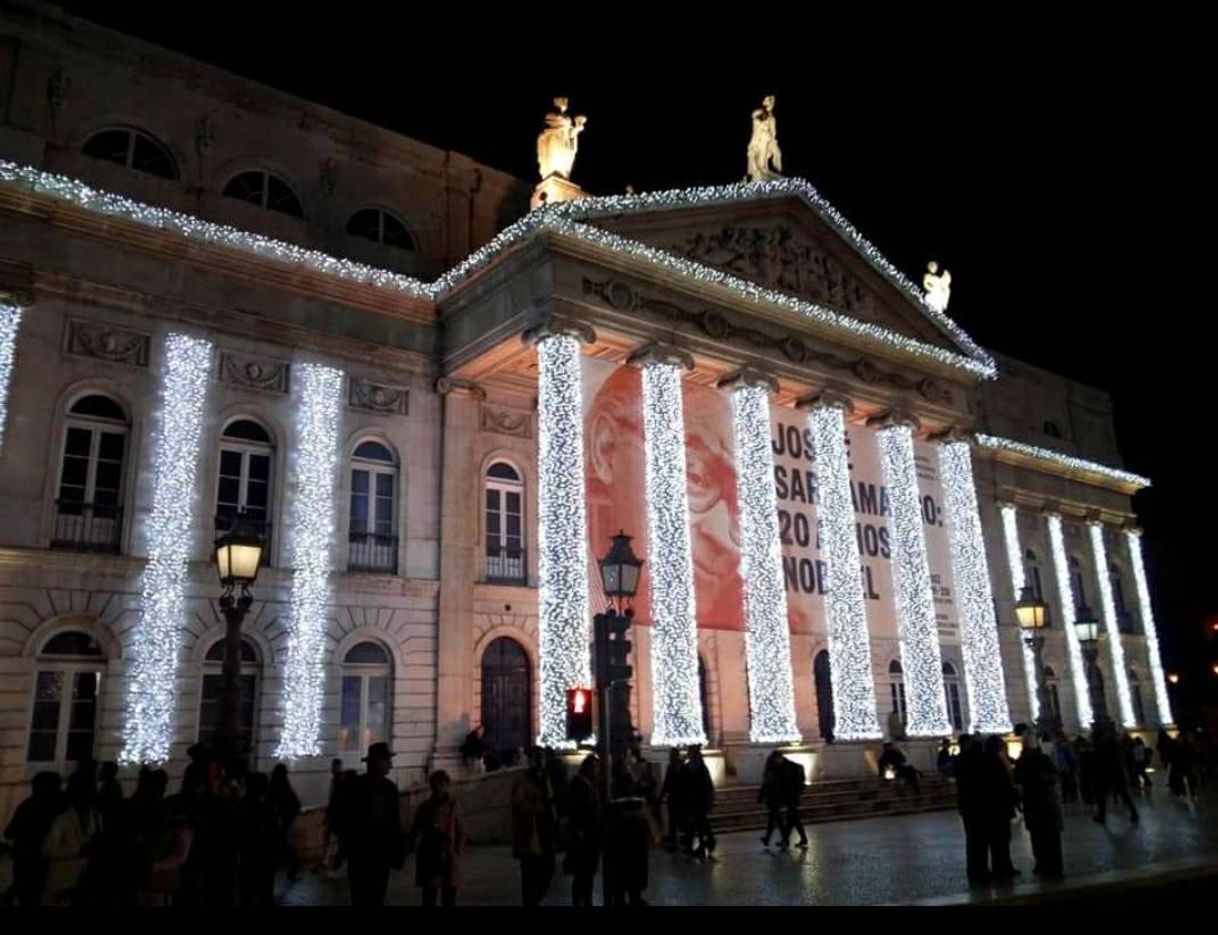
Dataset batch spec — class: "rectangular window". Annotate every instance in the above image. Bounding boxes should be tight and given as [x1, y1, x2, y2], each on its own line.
[339, 675, 362, 751]
[27, 671, 63, 762]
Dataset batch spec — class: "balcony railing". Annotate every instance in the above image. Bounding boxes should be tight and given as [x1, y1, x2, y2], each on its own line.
[214, 513, 272, 564]
[52, 501, 123, 553]
[348, 531, 399, 574]
[486, 547, 527, 584]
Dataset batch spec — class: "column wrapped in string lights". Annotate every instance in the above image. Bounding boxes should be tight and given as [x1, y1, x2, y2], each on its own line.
[1088, 521, 1136, 727]
[722, 371, 800, 743]
[275, 362, 344, 759]
[939, 439, 1012, 733]
[1046, 513, 1093, 727]
[120, 333, 213, 764]
[0, 300, 22, 449]
[874, 416, 952, 736]
[532, 322, 594, 748]
[999, 504, 1041, 722]
[1124, 528, 1174, 725]
[635, 345, 706, 747]
[800, 393, 880, 739]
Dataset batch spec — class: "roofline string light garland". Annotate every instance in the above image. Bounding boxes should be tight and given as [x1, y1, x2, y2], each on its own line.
[804, 399, 881, 739]
[1046, 513, 1094, 728]
[876, 420, 952, 736]
[1088, 522, 1136, 727]
[0, 302, 22, 449]
[999, 504, 1041, 722]
[120, 333, 213, 764]
[727, 377, 800, 744]
[939, 440, 1012, 733]
[1124, 529, 1174, 725]
[275, 362, 344, 759]
[640, 355, 707, 747]
[535, 332, 593, 748]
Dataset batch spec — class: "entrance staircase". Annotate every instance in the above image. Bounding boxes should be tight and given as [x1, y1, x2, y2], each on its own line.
[709, 775, 957, 835]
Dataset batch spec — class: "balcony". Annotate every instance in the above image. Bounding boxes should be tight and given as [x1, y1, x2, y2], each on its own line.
[348, 531, 399, 575]
[486, 547, 527, 585]
[51, 501, 123, 553]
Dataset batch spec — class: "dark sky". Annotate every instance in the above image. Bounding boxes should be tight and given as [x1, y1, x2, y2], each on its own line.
[59, 6, 1212, 649]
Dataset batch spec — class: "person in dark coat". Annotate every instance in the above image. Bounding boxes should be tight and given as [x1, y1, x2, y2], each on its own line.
[176, 759, 239, 907]
[758, 751, 786, 847]
[1053, 732, 1079, 803]
[659, 749, 685, 851]
[4, 771, 62, 906]
[408, 770, 464, 907]
[1013, 735, 1064, 878]
[780, 756, 808, 848]
[1093, 724, 1139, 824]
[954, 735, 991, 885]
[607, 797, 650, 906]
[982, 735, 1019, 881]
[341, 742, 406, 907]
[512, 747, 557, 907]
[879, 742, 922, 794]
[566, 755, 603, 907]
[96, 762, 124, 833]
[269, 763, 302, 881]
[682, 747, 716, 857]
[236, 772, 280, 906]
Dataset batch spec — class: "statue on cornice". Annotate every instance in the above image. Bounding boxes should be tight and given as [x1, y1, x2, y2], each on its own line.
[746, 95, 783, 182]
[537, 97, 587, 181]
[923, 260, 952, 313]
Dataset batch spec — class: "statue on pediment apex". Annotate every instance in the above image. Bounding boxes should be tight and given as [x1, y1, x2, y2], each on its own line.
[537, 97, 587, 181]
[747, 95, 783, 182]
[923, 260, 952, 314]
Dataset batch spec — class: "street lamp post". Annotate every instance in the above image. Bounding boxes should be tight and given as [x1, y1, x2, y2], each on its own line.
[1015, 585, 1055, 736]
[1073, 606, 1110, 733]
[214, 527, 264, 774]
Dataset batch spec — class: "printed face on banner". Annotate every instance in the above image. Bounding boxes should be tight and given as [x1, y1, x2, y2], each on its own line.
[582, 357, 957, 639]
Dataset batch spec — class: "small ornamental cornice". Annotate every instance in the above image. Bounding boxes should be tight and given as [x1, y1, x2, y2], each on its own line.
[794, 389, 854, 413]
[627, 341, 695, 371]
[717, 367, 778, 395]
[434, 376, 486, 400]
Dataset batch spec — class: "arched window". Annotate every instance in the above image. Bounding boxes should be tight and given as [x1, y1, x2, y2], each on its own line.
[1128, 668, 1146, 725]
[82, 127, 178, 180]
[346, 208, 416, 251]
[888, 659, 907, 727]
[197, 637, 261, 756]
[1024, 548, 1045, 605]
[215, 419, 274, 554]
[27, 629, 104, 767]
[348, 440, 398, 574]
[339, 641, 392, 753]
[943, 661, 964, 732]
[1043, 420, 1062, 438]
[53, 394, 128, 552]
[1069, 555, 1088, 614]
[1043, 665, 1062, 726]
[485, 461, 525, 583]
[223, 170, 304, 218]
[480, 638, 531, 761]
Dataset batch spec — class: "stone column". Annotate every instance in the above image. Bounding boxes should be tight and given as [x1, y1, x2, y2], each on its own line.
[432, 377, 486, 767]
[630, 343, 706, 747]
[528, 320, 596, 748]
[998, 503, 1042, 723]
[938, 435, 1012, 734]
[796, 391, 881, 740]
[871, 413, 952, 737]
[719, 369, 800, 744]
[1088, 519, 1136, 727]
[1045, 511, 1094, 728]
[1123, 526, 1174, 726]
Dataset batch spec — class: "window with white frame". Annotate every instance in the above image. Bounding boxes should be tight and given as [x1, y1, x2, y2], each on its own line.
[346, 208, 416, 251]
[943, 661, 964, 732]
[223, 170, 304, 218]
[82, 127, 178, 180]
[53, 394, 128, 552]
[339, 641, 392, 753]
[215, 419, 274, 550]
[27, 630, 104, 767]
[888, 659, 907, 726]
[485, 461, 525, 582]
[197, 636, 260, 756]
[348, 440, 398, 574]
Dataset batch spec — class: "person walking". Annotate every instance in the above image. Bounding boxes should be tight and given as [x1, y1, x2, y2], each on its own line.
[1013, 735, 1064, 879]
[983, 735, 1019, 881]
[683, 747, 716, 858]
[566, 755, 603, 907]
[954, 735, 990, 885]
[269, 763, 302, 882]
[511, 747, 557, 907]
[342, 743, 406, 907]
[236, 772, 280, 907]
[1093, 725, 1139, 824]
[408, 770, 464, 907]
[659, 749, 685, 852]
[779, 755, 808, 849]
[758, 751, 786, 847]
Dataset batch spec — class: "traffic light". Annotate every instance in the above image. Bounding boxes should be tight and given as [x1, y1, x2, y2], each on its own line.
[594, 611, 633, 687]
[566, 686, 593, 742]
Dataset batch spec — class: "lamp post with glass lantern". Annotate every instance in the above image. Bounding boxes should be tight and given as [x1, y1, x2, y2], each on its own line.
[1015, 585, 1055, 736]
[214, 527, 264, 772]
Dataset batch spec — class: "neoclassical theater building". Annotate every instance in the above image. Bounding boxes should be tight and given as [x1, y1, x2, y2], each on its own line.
[0, 4, 1172, 817]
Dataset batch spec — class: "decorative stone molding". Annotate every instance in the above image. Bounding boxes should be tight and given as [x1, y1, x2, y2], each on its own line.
[0, 288, 35, 308]
[582, 278, 951, 403]
[520, 314, 596, 346]
[626, 341, 695, 371]
[928, 425, 975, 445]
[349, 376, 409, 415]
[866, 409, 921, 432]
[64, 318, 150, 367]
[435, 376, 486, 400]
[217, 350, 290, 394]
[481, 404, 532, 438]
[795, 388, 854, 413]
[717, 367, 778, 395]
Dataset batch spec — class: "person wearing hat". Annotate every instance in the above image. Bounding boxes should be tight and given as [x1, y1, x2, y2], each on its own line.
[342, 742, 406, 906]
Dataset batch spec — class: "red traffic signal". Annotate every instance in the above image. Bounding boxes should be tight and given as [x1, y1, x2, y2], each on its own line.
[567, 686, 593, 742]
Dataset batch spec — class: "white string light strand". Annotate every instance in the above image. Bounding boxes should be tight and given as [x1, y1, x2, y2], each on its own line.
[940, 442, 1012, 733]
[120, 333, 213, 764]
[642, 359, 706, 747]
[1088, 523, 1136, 727]
[536, 334, 592, 748]
[729, 382, 800, 744]
[876, 423, 952, 737]
[1124, 530, 1174, 725]
[999, 505, 1041, 722]
[276, 362, 344, 759]
[1046, 514, 1093, 728]
[0, 302, 22, 448]
[807, 403, 881, 739]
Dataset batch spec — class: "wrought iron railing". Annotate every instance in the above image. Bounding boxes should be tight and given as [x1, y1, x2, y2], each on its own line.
[52, 501, 123, 553]
[348, 531, 399, 574]
[485, 547, 526, 584]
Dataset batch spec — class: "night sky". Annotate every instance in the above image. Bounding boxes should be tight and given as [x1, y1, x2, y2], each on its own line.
[58, 7, 1212, 687]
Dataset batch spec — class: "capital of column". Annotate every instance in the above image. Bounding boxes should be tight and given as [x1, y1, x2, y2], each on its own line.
[927, 424, 975, 446]
[794, 388, 854, 414]
[717, 367, 778, 395]
[1123, 523, 1144, 537]
[996, 500, 1017, 513]
[521, 314, 596, 347]
[0, 288, 35, 308]
[627, 341, 694, 371]
[1084, 509, 1105, 528]
[1040, 500, 1062, 519]
[866, 409, 921, 432]
[434, 376, 486, 400]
